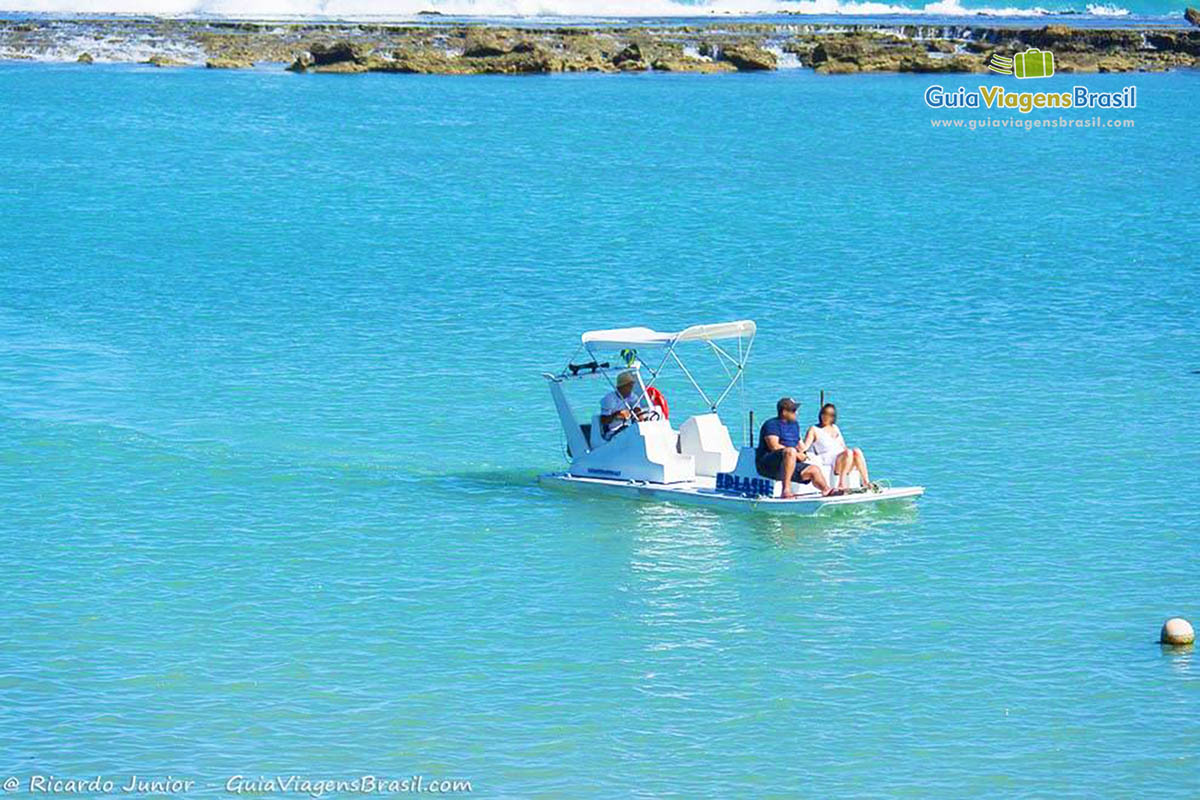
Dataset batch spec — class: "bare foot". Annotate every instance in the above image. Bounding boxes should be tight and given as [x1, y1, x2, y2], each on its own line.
[781, 492, 799, 499]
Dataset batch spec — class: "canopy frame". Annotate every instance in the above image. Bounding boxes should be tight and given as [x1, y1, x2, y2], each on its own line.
[561, 320, 756, 417]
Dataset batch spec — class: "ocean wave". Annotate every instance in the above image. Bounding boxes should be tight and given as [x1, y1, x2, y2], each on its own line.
[1084, 2, 1130, 14]
[0, 0, 1133, 20]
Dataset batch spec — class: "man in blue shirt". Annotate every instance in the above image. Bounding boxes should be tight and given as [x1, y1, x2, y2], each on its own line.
[756, 397, 833, 498]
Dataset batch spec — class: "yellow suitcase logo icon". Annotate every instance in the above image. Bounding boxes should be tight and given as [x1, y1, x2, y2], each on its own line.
[1013, 48, 1055, 79]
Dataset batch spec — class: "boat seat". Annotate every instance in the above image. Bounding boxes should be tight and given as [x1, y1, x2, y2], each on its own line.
[808, 456, 863, 490]
[590, 406, 668, 451]
[678, 413, 739, 477]
[570, 419, 695, 484]
[716, 446, 786, 498]
[718, 446, 853, 497]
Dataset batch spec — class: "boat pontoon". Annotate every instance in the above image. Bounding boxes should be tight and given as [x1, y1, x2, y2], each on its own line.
[538, 320, 924, 515]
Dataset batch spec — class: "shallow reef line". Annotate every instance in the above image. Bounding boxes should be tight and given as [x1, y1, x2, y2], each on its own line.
[1, 16, 1199, 75]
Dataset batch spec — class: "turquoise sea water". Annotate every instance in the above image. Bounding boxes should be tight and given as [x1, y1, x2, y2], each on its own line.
[2, 64, 1199, 797]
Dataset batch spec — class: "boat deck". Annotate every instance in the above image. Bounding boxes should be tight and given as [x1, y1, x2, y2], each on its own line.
[538, 473, 924, 515]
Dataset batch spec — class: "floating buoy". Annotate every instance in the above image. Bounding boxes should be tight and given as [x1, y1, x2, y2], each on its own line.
[1160, 618, 1195, 646]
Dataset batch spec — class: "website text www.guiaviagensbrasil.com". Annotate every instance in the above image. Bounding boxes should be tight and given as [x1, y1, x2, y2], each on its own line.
[931, 116, 1135, 131]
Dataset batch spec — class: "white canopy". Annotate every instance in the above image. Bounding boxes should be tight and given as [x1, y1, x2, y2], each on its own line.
[581, 320, 756, 351]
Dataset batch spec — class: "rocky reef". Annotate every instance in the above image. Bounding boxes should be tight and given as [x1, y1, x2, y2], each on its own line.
[2, 16, 1199, 75]
[797, 25, 1200, 74]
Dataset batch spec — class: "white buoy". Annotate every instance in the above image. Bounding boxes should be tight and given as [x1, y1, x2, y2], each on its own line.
[1161, 618, 1195, 646]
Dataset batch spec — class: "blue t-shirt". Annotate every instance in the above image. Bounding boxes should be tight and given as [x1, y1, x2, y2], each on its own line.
[757, 417, 800, 457]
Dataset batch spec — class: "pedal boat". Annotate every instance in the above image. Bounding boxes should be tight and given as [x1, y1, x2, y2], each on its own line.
[538, 320, 924, 515]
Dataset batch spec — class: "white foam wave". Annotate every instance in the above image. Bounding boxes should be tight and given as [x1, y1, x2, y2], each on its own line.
[1084, 2, 1130, 14]
[0, 33, 207, 62]
[0, 0, 1130, 20]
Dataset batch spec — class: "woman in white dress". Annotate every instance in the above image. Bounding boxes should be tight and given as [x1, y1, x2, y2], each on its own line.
[803, 403, 874, 492]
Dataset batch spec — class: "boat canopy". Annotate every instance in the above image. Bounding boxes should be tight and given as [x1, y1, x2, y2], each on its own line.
[581, 321, 756, 351]
[548, 319, 756, 418]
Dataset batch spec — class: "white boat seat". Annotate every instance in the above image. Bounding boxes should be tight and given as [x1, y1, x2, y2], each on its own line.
[809, 456, 862, 490]
[570, 419, 695, 483]
[678, 413, 739, 476]
[717, 446, 858, 497]
[717, 446, 789, 497]
[590, 406, 668, 451]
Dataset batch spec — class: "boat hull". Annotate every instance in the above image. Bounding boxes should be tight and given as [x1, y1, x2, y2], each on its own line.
[538, 472, 924, 515]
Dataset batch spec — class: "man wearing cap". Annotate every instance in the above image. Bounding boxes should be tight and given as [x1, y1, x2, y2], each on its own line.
[600, 371, 650, 438]
[756, 397, 833, 498]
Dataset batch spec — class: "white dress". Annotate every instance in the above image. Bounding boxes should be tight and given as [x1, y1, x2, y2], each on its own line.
[810, 425, 847, 466]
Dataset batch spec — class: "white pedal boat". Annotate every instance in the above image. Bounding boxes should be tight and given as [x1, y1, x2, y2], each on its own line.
[538, 319, 924, 515]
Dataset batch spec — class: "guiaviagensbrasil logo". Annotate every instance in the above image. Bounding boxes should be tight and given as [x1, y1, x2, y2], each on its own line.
[986, 48, 1055, 79]
[924, 44, 1137, 119]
